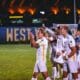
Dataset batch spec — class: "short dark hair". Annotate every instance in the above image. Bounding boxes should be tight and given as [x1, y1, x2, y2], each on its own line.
[57, 26, 60, 30]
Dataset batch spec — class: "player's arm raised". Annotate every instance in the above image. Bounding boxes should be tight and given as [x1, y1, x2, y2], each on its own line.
[29, 32, 39, 48]
[42, 26, 55, 37]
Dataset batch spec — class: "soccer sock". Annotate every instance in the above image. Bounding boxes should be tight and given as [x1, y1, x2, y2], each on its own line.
[68, 73, 72, 80]
[57, 64, 60, 78]
[57, 71, 60, 78]
[52, 67, 57, 79]
[45, 77, 51, 80]
[52, 67, 54, 78]
[31, 77, 37, 80]
[61, 68, 63, 75]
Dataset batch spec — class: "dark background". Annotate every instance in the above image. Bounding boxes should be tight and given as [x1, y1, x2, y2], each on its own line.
[0, 0, 80, 26]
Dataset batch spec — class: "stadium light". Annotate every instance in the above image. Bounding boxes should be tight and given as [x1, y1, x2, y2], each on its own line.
[18, 8, 26, 14]
[8, 8, 15, 14]
[40, 11, 45, 15]
[27, 7, 36, 15]
[63, 7, 71, 15]
[77, 9, 80, 15]
[18, 0, 26, 14]
[51, 7, 59, 15]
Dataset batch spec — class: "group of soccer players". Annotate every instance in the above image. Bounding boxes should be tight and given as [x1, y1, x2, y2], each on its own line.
[29, 24, 80, 80]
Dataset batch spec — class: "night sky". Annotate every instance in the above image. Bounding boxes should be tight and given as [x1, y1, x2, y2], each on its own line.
[0, 0, 80, 25]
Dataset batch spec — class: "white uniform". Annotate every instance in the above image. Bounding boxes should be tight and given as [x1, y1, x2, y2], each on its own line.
[61, 34, 78, 73]
[53, 35, 65, 64]
[33, 37, 48, 72]
[75, 36, 80, 69]
[49, 36, 57, 62]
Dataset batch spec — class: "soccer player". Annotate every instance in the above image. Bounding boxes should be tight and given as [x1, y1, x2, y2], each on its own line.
[75, 26, 80, 80]
[30, 28, 51, 80]
[52, 26, 64, 79]
[44, 26, 63, 80]
[47, 29, 58, 80]
[59, 25, 78, 80]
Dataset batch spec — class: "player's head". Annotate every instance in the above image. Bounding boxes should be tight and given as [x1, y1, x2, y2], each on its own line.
[38, 28, 45, 39]
[60, 24, 68, 36]
[56, 24, 61, 35]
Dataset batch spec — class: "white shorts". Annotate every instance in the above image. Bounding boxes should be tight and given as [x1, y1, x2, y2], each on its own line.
[63, 60, 78, 73]
[34, 61, 47, 72]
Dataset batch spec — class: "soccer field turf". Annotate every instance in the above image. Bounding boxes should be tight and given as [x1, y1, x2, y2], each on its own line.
[0, 44, 52, 80]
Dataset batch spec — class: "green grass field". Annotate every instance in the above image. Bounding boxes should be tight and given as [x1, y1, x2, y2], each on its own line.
[0, 44, 52, 80]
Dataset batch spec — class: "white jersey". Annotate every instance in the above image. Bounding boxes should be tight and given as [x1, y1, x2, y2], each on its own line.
[60, 34, 76, 61]
[56, 35, 64, 53]
[59, 34, 78, 73]
[36, 37, 48, 63]
[53, 35, 65, 64]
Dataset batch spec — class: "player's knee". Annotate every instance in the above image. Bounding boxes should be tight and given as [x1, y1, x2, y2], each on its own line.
[72, 73, 78, 79]
[63, 71, 68, 78]
[42, 72, 48, 79]
[32, 73, 38, 78]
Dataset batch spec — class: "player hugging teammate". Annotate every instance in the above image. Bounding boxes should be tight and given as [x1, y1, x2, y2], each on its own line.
[30, 24, 80, 80]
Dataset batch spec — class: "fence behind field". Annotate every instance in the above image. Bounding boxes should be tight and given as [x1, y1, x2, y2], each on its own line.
[0, 24, 78, 44]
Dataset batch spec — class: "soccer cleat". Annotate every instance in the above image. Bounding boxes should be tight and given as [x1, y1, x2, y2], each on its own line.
[57, 71, 60, 78]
